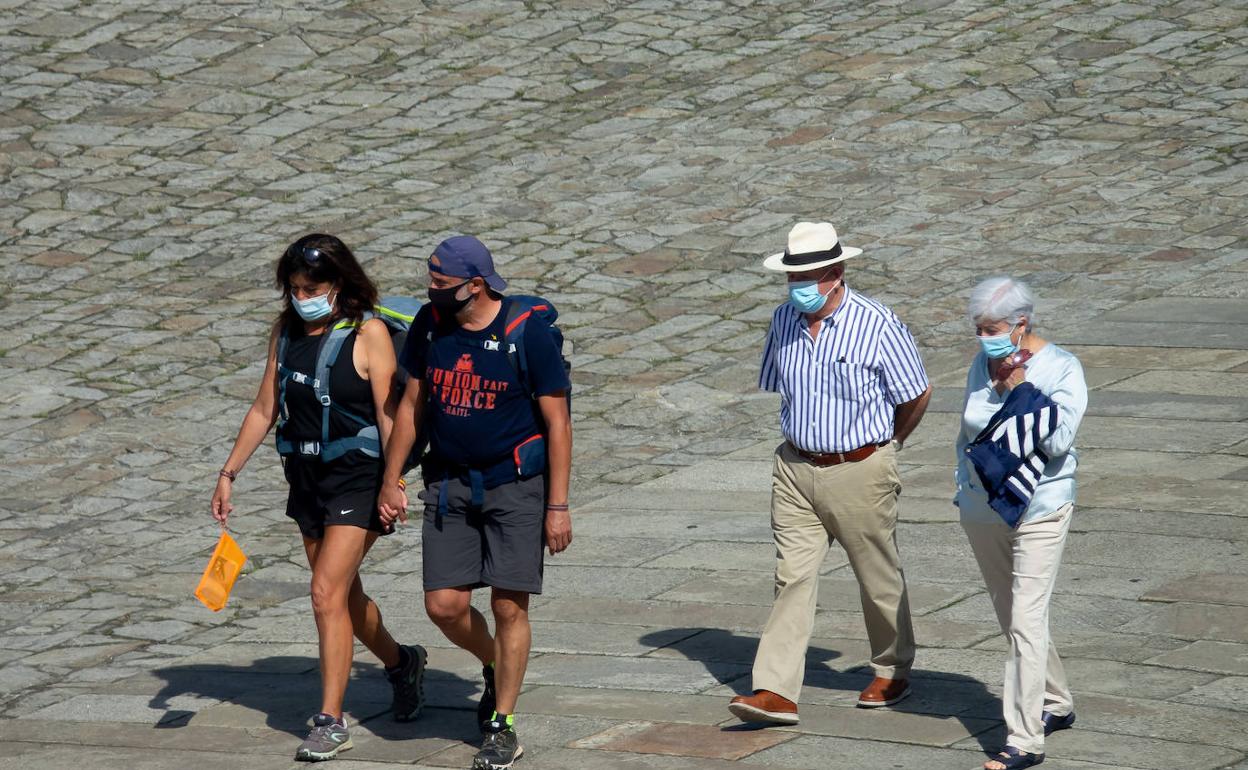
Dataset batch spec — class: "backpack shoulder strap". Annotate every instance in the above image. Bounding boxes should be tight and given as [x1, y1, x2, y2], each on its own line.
[313, 320, 361, 451]
[313, 321, 358, 400]
[276, 325, 291, 368]
[275, 325, 293, 431]
[503, 299, 532, 395]
[502, 296, 562, 398]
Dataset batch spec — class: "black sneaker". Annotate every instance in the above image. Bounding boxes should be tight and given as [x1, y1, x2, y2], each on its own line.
[477, 664, 496, 729]
[386, 644, 427, 722]
[472, 717, 523, 769]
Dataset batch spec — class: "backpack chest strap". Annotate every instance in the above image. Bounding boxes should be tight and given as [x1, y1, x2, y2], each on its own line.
[278, 364, 320, 391]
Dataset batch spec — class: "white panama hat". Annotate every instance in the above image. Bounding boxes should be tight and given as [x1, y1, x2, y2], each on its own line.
[763, 221, 863, 272]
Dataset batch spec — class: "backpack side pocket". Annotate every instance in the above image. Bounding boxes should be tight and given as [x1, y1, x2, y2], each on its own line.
[513, 433, 546, 478]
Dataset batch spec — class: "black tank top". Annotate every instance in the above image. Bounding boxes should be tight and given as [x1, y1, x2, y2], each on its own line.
[279, 329, 377, 443]
[278, 325, 383, 500]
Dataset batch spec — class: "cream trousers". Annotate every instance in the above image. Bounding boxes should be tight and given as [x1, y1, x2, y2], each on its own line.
[962, 503, 1075, 754]
[752, 441, 916, 702]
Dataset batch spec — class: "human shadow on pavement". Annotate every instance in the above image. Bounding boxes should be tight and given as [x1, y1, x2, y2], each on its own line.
[148, 656, 481, 743]
[639, 627, 847, 686]
[640, 627, 1004, 752]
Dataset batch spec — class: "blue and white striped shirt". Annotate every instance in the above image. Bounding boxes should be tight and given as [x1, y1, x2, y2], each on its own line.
[760, 286, 929, 453]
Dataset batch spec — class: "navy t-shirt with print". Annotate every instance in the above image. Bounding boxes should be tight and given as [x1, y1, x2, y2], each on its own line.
[399, 297, 569, 469]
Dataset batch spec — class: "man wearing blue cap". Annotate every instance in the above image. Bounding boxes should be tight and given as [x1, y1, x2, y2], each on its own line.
[379, 235, 572, 770]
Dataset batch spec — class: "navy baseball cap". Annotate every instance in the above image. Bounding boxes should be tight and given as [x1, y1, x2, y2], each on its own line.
[429, 235, 507, 292]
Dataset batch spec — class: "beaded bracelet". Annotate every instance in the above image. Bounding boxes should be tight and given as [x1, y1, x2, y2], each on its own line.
[397, 478, 407, 490]
[219, 469, 238, 482]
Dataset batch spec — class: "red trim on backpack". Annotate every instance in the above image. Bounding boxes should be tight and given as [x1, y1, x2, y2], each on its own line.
[513, 433, 543, 469]
[505, 310, 533, 337]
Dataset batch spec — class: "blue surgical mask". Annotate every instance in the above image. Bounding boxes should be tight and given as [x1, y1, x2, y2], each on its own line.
[788, 280, 834, 314]
[978, 326, 1019, 359]
[293, 290, 335, 321]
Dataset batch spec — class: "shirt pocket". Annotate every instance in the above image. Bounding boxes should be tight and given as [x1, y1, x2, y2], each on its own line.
[827, 360, 874, 401]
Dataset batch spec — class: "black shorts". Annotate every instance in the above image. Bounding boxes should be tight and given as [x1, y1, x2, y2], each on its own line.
[284, 457, 390, 540]
[419, 474, 545, 594]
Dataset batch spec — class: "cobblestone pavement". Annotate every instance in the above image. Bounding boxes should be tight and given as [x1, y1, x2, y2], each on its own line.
[2, 1, 1246, 768]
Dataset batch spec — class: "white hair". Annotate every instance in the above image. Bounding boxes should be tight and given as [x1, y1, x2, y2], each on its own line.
[967, 276, 1035, 330]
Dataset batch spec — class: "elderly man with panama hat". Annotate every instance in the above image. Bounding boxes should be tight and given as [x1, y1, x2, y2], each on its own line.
[729, 222, 933, 725]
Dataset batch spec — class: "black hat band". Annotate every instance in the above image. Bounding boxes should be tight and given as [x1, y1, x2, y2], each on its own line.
[782, 242, 842, 266]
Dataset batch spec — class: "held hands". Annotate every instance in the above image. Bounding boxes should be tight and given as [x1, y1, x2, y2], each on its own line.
[545, 505, 572, 555]
[377, 482, 409, 530]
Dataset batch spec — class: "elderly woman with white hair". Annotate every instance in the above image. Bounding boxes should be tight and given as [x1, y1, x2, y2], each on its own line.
[955, 276, 1088, 770]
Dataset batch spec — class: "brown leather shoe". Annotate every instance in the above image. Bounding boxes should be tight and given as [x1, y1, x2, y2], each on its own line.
[857, 677, 911, 707]
[728, 690, 799, 725]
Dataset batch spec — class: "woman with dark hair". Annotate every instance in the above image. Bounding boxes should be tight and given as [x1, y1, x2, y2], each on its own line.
[211, 233, 426, 762]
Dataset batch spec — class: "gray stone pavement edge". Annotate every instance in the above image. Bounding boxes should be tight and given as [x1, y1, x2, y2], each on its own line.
[0, 1, 1246, 769]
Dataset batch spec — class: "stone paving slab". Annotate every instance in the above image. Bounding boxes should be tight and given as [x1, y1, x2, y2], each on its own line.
[1075, 448, 1248, 480]
[1142, 573, 1248, 605]
[953, 728, 1241, 770]
[1144, 641, 1248, 677]
[1062, 346, 1248, 372]
[1119, 603, 1248, 644]
[1097, 297, 1247, 325]
[523, 652, 749, 695]
[579, 490, 774, 514]
[1068, 508, 1248, 541]
[1077, 476, 1247, 514]
[1062, 692, 1248, 753]
[571, 721, 796, 761]
[3, 0, 1248, 768]
[520, 686, 731, 726]
[574, 509, 775, 543]
[1170, 675, 1248, 714]
[974, 628, 1188, 668]
[653, 573, 976, 615]
[1055, 322, 1248, 350]
[528, 620, 696, 658]
[0, 719, 299, 763]
[468, 746, 808, 770]
[0, 743, 347, 770]
[644, 630, 870, 670]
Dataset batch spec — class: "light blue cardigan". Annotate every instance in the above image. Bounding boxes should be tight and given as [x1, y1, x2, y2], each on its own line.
[955, 344, 1088, 525]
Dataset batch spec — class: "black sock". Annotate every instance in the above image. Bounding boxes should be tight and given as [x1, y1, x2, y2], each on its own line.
[386, 645, 409, 673]
[489, 712, 515, 729]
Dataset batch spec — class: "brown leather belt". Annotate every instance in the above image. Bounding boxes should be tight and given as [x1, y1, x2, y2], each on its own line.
[790, 441, 888, 467]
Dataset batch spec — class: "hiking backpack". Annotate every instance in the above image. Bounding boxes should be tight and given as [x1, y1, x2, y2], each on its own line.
[274, 296, 424, 469]
[501, 295, 571, 403]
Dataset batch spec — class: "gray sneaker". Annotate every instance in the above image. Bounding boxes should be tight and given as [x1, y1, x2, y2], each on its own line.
[387, 643, 428, 722]
[473, 717, 523, 769]
[295, 713, 352, 762]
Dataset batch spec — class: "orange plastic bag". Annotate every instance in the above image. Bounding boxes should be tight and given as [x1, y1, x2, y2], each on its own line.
[194, 531, 247, 611]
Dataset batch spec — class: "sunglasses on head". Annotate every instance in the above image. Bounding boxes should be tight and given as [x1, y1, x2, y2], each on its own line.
[300, 246, 325, 264]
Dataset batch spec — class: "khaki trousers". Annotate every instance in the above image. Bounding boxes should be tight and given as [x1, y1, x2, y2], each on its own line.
[962, 503, 1074, 755]
[752, 441, 915, 703]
